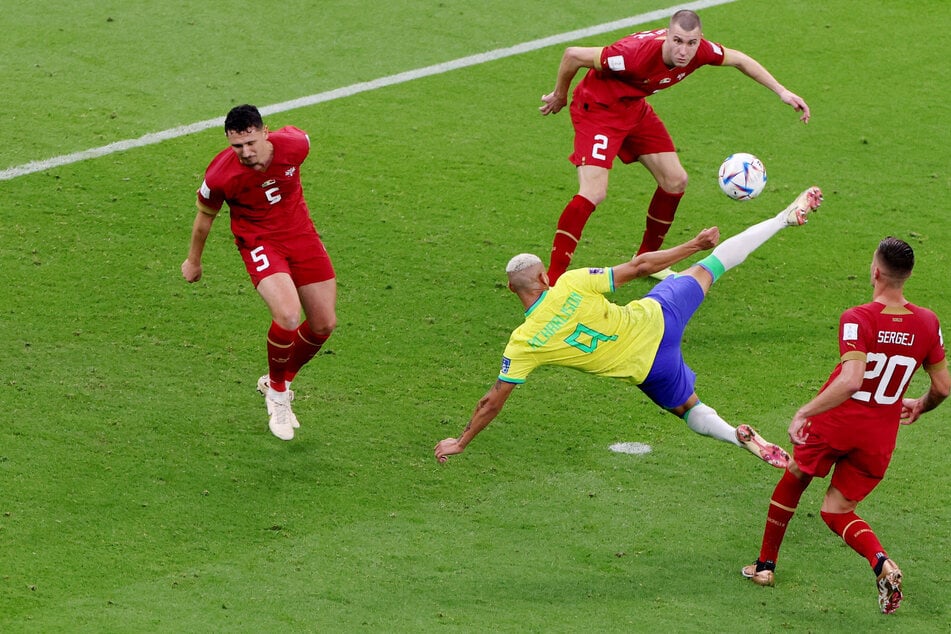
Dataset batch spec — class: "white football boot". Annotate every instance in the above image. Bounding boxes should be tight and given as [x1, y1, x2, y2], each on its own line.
[265, 389, 298, 441]
[257, 375, 298, 428]
[782, 186, 823, 226]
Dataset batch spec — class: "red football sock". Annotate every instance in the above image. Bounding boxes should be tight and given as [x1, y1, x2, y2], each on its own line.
[548, 195, 596, 284]
[266, 321, 296, 392]
[286, 321, 330, 383]
[821, 510, 887, 568]
[758, 469, 811, 565]
[636, 187, 684, 255]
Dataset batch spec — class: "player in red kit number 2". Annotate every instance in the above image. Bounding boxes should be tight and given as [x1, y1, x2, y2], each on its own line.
[742, 237, 950, 614]
[540, 9, 811, 283]
[182, 104, 337, 441]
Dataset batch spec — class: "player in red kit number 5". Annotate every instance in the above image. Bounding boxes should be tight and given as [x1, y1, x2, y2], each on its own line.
[540, 9, 811, 283]
[742, 237, 950, 614]
[182, 104, 337, 441]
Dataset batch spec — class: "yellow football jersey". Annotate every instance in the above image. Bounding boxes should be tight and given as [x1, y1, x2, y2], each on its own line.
[499, 267, 664, 384]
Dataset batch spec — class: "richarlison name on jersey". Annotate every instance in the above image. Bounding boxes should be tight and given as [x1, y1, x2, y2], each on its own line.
[878, 330, 915, 346]
[528, 292, 584, 349]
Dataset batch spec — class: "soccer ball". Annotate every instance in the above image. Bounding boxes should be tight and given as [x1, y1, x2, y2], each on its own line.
[718, 153, 767, 200]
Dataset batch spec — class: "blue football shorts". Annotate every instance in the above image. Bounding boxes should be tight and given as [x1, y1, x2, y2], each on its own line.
[637, 275, 705, 409]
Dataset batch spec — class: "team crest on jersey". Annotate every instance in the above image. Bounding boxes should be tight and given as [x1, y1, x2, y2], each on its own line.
[588, 268, 604, 274]
[500, 356, 511, 375]
[261, 179, 276, 187]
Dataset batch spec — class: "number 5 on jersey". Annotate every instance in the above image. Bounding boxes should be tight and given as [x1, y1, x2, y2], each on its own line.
[265, 186, 282, 204]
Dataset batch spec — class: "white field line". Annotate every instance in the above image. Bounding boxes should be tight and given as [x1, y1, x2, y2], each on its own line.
[2, 0, 733, 181]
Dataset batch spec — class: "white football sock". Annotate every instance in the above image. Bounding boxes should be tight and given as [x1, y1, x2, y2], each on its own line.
[683, 402, 741, 446]
[709, 213, 786, 272]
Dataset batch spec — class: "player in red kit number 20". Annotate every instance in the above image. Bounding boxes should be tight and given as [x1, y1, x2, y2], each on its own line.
[182, 104, 337, 441]
[742, 237, 950, 614]
[539, 9, 811, 283]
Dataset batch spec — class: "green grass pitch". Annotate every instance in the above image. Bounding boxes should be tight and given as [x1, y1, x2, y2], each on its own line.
[2, 0, 949, 631]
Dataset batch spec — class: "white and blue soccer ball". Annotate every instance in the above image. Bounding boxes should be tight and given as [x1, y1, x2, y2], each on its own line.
[718, 153, 767, 200]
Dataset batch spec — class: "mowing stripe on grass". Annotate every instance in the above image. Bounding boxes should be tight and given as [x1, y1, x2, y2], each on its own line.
[1, 0, 733, 182]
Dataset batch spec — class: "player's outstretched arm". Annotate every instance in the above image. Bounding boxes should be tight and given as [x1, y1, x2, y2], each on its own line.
[611, 227, 719, 286]
[540, 46, 603, 116]
[435, 380, 517, 463]
[721, 48, 811, 123]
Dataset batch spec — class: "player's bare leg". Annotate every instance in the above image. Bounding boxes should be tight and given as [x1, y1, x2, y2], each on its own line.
[637, 151, 688, 279]
[548, 166, 608, 283]
[256, 273, 304, 438]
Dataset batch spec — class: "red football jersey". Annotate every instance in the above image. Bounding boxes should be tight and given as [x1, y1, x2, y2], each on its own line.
[811, 301, 946, 450]
[197, 126, 316, 245]
[573, 28, 725, 107]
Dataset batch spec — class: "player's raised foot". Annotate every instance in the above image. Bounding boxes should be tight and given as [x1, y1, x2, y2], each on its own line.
[736, 424, 790, 468]
[257, 375, 298, 428]
[741, 561, 775, 587]
[266, 390, 298, 441]
[782, 186, 823, 226]
[876, 558, 903, 614]
[650, 267, 676, 281]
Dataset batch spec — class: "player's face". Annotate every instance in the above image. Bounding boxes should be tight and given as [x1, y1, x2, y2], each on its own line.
[663, 25, 702, 67]
[226, 126, 271, 170]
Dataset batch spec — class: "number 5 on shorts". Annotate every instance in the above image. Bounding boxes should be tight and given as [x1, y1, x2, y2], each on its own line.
[250, 246, 270, 272]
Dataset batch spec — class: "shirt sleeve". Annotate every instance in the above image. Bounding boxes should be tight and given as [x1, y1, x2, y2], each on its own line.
[498, 341, 537, 384]
[925, 317, 947, 366]
[697, 39, 726, 66]
[838, 307, 869, 361]
[197, 177, 224, 212]
[275, 126, 311, 164]
[560, 267, 614, 295]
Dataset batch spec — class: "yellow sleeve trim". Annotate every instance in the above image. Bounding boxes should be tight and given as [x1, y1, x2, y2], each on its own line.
[197, 200, 220, 217]
[841, 350, 866, 363]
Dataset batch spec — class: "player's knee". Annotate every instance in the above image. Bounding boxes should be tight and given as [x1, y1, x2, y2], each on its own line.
[273, 314, 302, 331]
[659, 169, 688, 194]
[309, 314, 337, 336]
[579, 186, 607, 206]
[820, 487, 855, 515]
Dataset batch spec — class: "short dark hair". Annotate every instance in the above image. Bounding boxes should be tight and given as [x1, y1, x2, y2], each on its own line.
[876, 236, 914, 279]
[670, 9, 702, 31]
[224, 104, 263, 134]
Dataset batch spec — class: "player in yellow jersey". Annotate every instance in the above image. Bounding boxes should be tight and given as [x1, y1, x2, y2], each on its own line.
[435, 187, 823, 467]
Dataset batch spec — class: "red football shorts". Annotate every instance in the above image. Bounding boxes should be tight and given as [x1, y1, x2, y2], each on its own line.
[237, 229, 335, 288]
[793, 421, 894, 502]
[568, 98, 676, 168]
